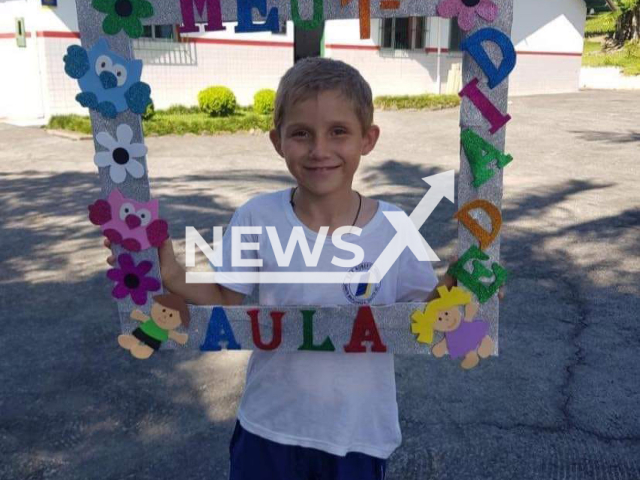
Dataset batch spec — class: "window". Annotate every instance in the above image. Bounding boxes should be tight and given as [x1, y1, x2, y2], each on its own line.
[133, 24, 196, 66]
[413, 17, 425, 49]
[15, 18, 26, 48]
[142, 24, 177, 41]
[448, 20, 462, 52]
[380, 17, 426, 51]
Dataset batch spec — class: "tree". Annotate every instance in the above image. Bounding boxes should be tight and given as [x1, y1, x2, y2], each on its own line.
[613, 0, 640, 43]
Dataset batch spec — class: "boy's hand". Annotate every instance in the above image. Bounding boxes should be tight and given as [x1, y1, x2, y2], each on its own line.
[104, 238, 182, 288]
[427, 256, 506, 301]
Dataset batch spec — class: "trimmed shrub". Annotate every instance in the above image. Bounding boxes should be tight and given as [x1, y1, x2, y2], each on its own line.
[253, 89, 276, 115]
[198, 86, 237, 117]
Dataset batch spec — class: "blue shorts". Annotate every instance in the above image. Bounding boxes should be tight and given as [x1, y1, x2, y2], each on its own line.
[229, 421, 387, 480]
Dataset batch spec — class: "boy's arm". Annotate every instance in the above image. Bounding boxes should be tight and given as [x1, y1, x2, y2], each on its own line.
[163, 260, 245, 306]
[106, 238, 245, 306]
[425, 273, 456, 302]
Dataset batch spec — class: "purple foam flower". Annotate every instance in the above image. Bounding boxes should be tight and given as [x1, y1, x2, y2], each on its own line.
[107, 253, 160, 305]
[437, 0, 498, 31]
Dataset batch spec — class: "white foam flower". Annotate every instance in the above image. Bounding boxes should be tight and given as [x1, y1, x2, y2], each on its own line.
[94, 124, 147, 184]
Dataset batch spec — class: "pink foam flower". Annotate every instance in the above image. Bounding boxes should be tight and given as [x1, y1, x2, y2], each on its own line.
[437, 0, 498, 31]
[107, 253, 160, 305]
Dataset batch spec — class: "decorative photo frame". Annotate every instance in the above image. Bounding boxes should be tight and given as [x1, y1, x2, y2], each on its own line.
[71, 0, 515, 362]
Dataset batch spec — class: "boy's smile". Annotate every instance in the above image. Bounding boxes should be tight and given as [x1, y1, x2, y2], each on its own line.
[270, 89, 379, 197]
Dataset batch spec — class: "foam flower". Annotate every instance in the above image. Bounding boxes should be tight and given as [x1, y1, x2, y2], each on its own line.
[107, 253, 161, 305]
[437, 0, 498, 31]
[92, 0, 154, 38]
[94, 124, 146, 184]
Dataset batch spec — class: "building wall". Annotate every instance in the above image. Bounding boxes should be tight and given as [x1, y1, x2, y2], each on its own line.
[0, 0, 587, 121]
[509, 0, 586, 95]
[324, 0, 587, 98]
[324, 18, 461, 96]
[135, 23, 293, 108]
[0, 0, 47, 121]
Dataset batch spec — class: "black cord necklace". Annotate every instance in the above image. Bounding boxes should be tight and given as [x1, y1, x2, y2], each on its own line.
[290, 187, 362, 227]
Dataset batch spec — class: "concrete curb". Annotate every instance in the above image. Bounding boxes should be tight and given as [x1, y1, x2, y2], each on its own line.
[45, 128, 93, 141]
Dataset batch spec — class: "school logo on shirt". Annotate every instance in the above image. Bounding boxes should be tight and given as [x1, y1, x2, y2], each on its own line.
[343, 262, 381, 305]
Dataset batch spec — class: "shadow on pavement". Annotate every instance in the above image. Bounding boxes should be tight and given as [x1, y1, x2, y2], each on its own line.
[1, 158, 639, 479]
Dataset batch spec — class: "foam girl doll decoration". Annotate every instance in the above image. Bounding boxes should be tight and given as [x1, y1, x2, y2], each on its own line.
[411, 286, 494, 369]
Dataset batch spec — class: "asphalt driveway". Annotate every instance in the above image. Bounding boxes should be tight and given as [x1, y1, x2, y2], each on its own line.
[1, 90, 639, 480]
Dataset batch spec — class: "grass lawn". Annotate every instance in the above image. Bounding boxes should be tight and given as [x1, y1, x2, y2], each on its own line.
[585, 12, 618, 37]
[374, 93, 460, 110]
[48, 108, 272, 136]
[582, 39, 640, 76]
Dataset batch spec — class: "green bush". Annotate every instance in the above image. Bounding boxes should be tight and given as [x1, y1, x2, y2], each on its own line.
[253, 89, 276, 115]
[142, 100, 155, 121]
[374, 94, 461, 110]
[197, 86, 237, 117]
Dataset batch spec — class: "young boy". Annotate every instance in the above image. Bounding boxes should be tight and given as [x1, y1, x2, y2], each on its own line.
[107, 57, 442, 479]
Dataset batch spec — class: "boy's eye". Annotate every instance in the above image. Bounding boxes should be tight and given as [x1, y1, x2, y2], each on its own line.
[292, 130, 307, 137]
[333, 128, 347, 135]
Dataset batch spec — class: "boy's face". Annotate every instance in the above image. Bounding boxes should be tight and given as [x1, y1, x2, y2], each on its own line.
[269, 90, 379, 197]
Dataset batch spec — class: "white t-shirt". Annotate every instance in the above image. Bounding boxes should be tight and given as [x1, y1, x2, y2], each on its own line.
[215, 189, 438, 459]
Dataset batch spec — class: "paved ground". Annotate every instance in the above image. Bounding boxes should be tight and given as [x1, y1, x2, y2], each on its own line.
[1, 90, 639, 480]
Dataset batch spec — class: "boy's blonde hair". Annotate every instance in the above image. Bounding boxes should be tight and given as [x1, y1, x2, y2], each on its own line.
[273, 57, 374, 135]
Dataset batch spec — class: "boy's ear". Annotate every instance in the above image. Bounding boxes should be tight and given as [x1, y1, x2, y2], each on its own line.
[269, 129, 284, 158]
[361, 125, 380, 156]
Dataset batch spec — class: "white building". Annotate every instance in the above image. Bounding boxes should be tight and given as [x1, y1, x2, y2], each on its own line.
[0, 0, 587, 123]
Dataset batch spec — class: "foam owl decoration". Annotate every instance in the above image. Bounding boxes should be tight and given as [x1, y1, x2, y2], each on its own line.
[63, 39, 151, 119]
[88, 189, 168, 252]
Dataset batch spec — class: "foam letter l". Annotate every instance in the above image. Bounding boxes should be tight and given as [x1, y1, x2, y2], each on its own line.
[298, 310, 335, 351]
